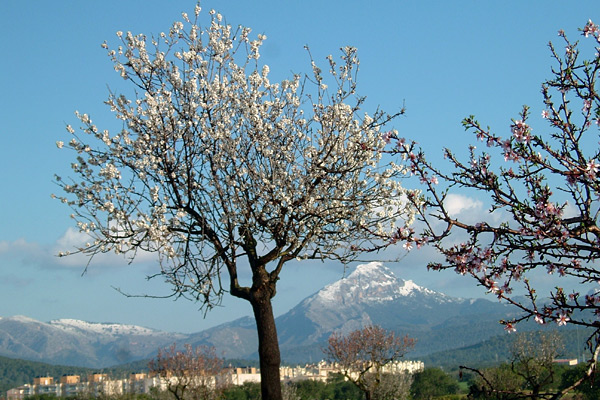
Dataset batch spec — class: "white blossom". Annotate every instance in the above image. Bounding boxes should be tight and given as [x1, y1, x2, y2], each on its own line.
[56, 4, 414, 313]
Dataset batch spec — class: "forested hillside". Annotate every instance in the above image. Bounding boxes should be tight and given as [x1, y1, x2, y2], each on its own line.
[422, 328, 591, 369]
[0, 356, 93, 394]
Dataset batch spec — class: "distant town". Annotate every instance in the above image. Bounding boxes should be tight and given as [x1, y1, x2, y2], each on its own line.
[6, 360, 425, 399]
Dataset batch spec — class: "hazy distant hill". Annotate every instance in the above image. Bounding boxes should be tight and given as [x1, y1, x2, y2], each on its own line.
[0, 316, 185, 367]
[421, 327, 592, 369]
[0, 262, 551, 368]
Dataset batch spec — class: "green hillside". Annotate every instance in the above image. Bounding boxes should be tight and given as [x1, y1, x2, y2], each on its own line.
[422, 327, 592, 369]
[0, 355, 92, 395]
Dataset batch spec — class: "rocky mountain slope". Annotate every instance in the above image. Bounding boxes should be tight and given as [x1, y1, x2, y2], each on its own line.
[190, 262, 518, 362]
[0, 262, 519, 367]
[0, 315, 185, 368]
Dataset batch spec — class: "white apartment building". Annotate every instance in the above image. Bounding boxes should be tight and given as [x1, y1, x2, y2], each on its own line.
[6, 360, 424, 399]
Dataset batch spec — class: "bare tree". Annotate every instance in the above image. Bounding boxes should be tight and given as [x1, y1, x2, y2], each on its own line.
[387, 20, 600, 386]
[510, 331, 564, 398]
[54, 4, 414, 400]
[370, 373, 413, 400]
[466, 331, 565, 399]
[323, 325, 415, 400]
[148, 343, 227, 400]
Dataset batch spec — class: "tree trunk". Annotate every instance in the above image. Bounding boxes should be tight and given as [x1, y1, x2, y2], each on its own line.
[250, 293, 282, 400]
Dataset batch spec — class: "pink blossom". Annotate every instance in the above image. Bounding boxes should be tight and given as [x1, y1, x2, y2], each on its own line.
[504, 322, 516, 333]
[511, 120, 530, 143]
[382, 131, 393, 144]
[534, 314, 545, 325]
[512, 265, 523, 281]
[556, 312, 570, 326]
[585, 159, 599, 179]
[541, 110, 550, 118]
[568, 292, 579, 301]
[583, 20, 599, 38]
[486, 279, 499, 294]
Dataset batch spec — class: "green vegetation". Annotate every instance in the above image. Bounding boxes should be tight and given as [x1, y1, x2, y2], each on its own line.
[411, 368, 460, 400]
[0, 355, 93, 395]
[24, 395, 153, 400]
[421, 328, 590, 369]
[293, 374, 363, 400]
[560, 363, 600, 400]
[465, 363, 582, 399]
[222, 382, 262, 400]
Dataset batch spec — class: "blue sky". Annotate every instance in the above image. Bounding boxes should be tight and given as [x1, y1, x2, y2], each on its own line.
[0, 1, 598, 334]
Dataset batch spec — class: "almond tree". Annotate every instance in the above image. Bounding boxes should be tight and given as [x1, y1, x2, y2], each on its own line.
[149, 343, 227, 400]
[466, 331, 565, 399]
[388, 21, 600, 387]
[54, 5, 414, 400]
[324, 325, 415, 400]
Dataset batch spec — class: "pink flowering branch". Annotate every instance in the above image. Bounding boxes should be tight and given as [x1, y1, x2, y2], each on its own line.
[386, 21, 600, 378]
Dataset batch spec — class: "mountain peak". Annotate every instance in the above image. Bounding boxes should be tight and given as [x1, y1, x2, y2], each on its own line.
[348, 261, 394, 279]
[312, 262, 432, 306]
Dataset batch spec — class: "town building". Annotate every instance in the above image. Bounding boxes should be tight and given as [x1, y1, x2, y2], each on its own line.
[6, 360, 424, 399]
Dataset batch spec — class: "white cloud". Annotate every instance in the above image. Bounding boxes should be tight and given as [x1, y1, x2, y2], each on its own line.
[0, 229, 159, 276]
[444, 193, 483, 217]
[52, 227, 158, 269]
[562, 201, 580, 219]
[0, 238, 40, 256]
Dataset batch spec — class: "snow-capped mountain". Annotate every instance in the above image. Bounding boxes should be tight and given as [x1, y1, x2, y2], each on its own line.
[308, 261, 458, 310]
[0, 315, 185, 368]
[313, 262, 444, 304]
[49, 319, 165, 337]
[194, 262, 516, 362]
[276, 263, 462, 349]
[0, 262, 517, 367]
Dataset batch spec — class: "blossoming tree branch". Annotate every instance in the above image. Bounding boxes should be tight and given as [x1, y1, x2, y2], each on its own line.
[388, 20, 600, 380]
[54, 5, 415, 400]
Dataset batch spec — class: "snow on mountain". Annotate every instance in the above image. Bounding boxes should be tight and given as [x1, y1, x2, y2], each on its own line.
[0, 315, 187, 368]
[313, 261, 450, 306]
[0, 261, 516, 367]
[7, 315, 39, 323]
[49, 318, 170, 337]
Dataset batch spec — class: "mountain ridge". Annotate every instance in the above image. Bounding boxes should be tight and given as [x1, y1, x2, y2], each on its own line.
[0, 262, 519, 367]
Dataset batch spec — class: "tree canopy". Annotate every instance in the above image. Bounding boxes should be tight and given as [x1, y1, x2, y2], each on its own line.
[55, 4, 414, 400]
